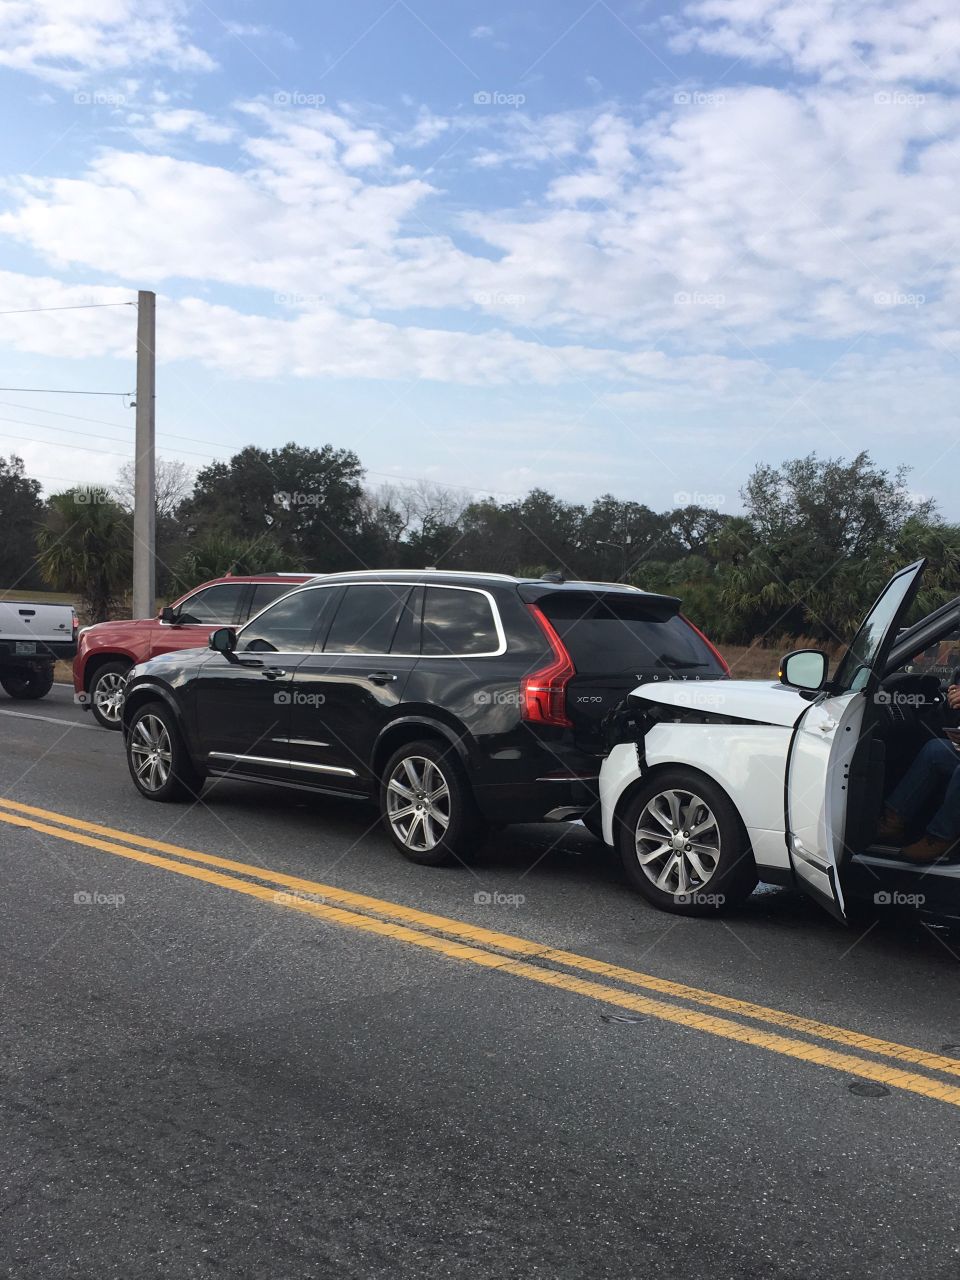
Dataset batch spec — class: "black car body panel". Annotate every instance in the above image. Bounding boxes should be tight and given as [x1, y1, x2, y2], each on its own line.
[122, 571, 726, 824]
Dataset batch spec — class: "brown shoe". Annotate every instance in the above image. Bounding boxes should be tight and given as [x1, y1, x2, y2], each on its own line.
[875, 808, 908, 846]
[901, 835, 956, 864]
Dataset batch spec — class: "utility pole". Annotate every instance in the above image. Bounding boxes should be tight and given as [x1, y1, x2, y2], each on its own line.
[133, 290, 156, 618]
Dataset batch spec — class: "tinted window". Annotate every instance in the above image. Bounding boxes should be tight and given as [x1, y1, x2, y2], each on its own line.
[421, 588, 499, 656]
[904, 626, 960, 680]
[392, 586, 423, 654]
[324, 585, 411, 654]
[541, 598, 723, 675]
[239, 589, 333, 653]
[177, 583, 246, 625]
[248, 582, 298, 617]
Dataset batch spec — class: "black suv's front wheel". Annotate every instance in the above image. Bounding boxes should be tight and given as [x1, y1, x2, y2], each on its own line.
[126, 701, 203, 802]
[379, 739, 486, 866]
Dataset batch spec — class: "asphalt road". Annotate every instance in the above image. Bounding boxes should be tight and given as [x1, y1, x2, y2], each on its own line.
[2, 685, 960, 1279]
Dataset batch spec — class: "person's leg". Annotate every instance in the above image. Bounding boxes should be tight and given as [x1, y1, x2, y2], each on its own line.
[926, 746, 960, 841]
[886, 738, 957, 827]
[898, 739, 960, 862]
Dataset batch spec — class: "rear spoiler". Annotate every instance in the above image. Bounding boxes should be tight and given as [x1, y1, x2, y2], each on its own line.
[517, 582, 682, 622]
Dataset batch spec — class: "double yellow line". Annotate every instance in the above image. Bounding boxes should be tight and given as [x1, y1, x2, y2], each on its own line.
[3, 794, 960, 1105]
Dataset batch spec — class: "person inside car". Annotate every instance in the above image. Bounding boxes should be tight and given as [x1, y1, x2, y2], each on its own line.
[876, 682, 960, 862]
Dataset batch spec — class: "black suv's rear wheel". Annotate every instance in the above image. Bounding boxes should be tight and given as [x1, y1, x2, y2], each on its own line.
[126, 701, 202, 802]
[89, 660, 131, 729]
[616, 769, 757, 916]
[379, 739, 486, 866]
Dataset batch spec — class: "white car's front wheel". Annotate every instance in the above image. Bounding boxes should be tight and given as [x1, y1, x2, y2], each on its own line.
[616, 770, 757, 916]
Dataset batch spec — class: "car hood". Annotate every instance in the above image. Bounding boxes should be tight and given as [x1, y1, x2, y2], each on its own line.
[630, 678, 810, 728]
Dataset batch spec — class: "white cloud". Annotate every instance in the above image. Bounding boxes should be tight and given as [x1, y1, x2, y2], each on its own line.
[0, 0, 215, 88]
[470, 25, 494, 40]
[670, 0, 960, 85]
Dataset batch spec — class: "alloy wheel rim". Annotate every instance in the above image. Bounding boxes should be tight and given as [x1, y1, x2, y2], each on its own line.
[634, 788, 720, 896]
[129, 714, 172, 792]
[94, 671, 127, 722]
[386, 756, 452, 851]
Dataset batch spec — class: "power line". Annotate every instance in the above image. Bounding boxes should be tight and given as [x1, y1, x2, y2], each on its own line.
[0, 387, 132, 396]
[0, 302, 135, 316]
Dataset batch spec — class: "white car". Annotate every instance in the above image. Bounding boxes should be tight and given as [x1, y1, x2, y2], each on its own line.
[599, 559, 960, 923]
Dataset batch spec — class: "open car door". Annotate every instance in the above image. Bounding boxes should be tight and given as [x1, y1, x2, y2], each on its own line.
[785, 559, 927, 921]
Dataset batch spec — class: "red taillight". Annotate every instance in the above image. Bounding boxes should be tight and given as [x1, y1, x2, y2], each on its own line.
[521, 604, 576, 727]
[681, 614, 729, 675]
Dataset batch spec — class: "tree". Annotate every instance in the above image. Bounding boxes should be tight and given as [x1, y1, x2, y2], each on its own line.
[172, 533, 300, 592]
[180, 443, 369, 571]
[114, 456, 193, 521]
[0, 455, 43, 589]
[36, 489, 133, 622]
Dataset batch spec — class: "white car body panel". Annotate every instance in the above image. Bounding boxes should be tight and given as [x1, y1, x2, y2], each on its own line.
[599, 679, 842, 878]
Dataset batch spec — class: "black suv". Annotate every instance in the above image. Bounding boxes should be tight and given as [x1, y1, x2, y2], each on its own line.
[120, 571, 727, 864]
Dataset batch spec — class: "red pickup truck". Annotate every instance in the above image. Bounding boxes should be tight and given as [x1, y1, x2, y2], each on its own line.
[74, 573, 315, 728]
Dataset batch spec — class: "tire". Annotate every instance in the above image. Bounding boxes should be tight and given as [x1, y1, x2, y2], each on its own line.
[615, 769, 757, 917]
[0, 665, 54, 700]
[89, 660, 131, 729]
[125, 701, 203, 803]
[379, 739, 487, 867]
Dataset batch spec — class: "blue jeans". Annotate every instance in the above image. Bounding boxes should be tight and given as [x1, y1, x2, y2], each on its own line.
[888, 738, 960, 841]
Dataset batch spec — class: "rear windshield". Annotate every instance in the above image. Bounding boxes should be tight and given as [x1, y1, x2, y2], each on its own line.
[540, 598, 724, 676]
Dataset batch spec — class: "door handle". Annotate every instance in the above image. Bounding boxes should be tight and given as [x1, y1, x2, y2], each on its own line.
[260, 667, 288, 679]
[367, 671, 398, 685]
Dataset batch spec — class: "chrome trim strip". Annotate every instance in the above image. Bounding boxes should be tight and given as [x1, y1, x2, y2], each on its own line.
[208, 751, 356, 777]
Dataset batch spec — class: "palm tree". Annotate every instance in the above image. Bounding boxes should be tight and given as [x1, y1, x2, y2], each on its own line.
[173, 532, 299, 591]
[36, 489, 133, 622]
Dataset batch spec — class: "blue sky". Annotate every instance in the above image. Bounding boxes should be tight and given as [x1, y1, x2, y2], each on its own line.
[0, 0, 958, 518]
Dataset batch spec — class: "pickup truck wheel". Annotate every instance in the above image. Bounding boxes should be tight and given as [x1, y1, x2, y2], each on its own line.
[1, 665, 54, 700]
[126, 702, 203, 802]
[380, 740, 487, 867]
[89, 661, 131, 729]
[616, 769, 757, 916]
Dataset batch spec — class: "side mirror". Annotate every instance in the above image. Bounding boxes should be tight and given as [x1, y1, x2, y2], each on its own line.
[159, 605, 177, 624]
[209, 626, 238, 655]
[779, 648, 829, 692]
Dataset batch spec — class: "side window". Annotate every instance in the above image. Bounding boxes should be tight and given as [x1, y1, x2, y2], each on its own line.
[239, 589, 333, 653]
[177, 583, 247, 625]
[324, 585, 411, 655]
[248, 582, 297, 618]
[421, 588, 499, 656]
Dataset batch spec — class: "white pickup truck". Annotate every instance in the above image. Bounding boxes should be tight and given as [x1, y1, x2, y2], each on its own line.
[0, 599, 78, 699]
